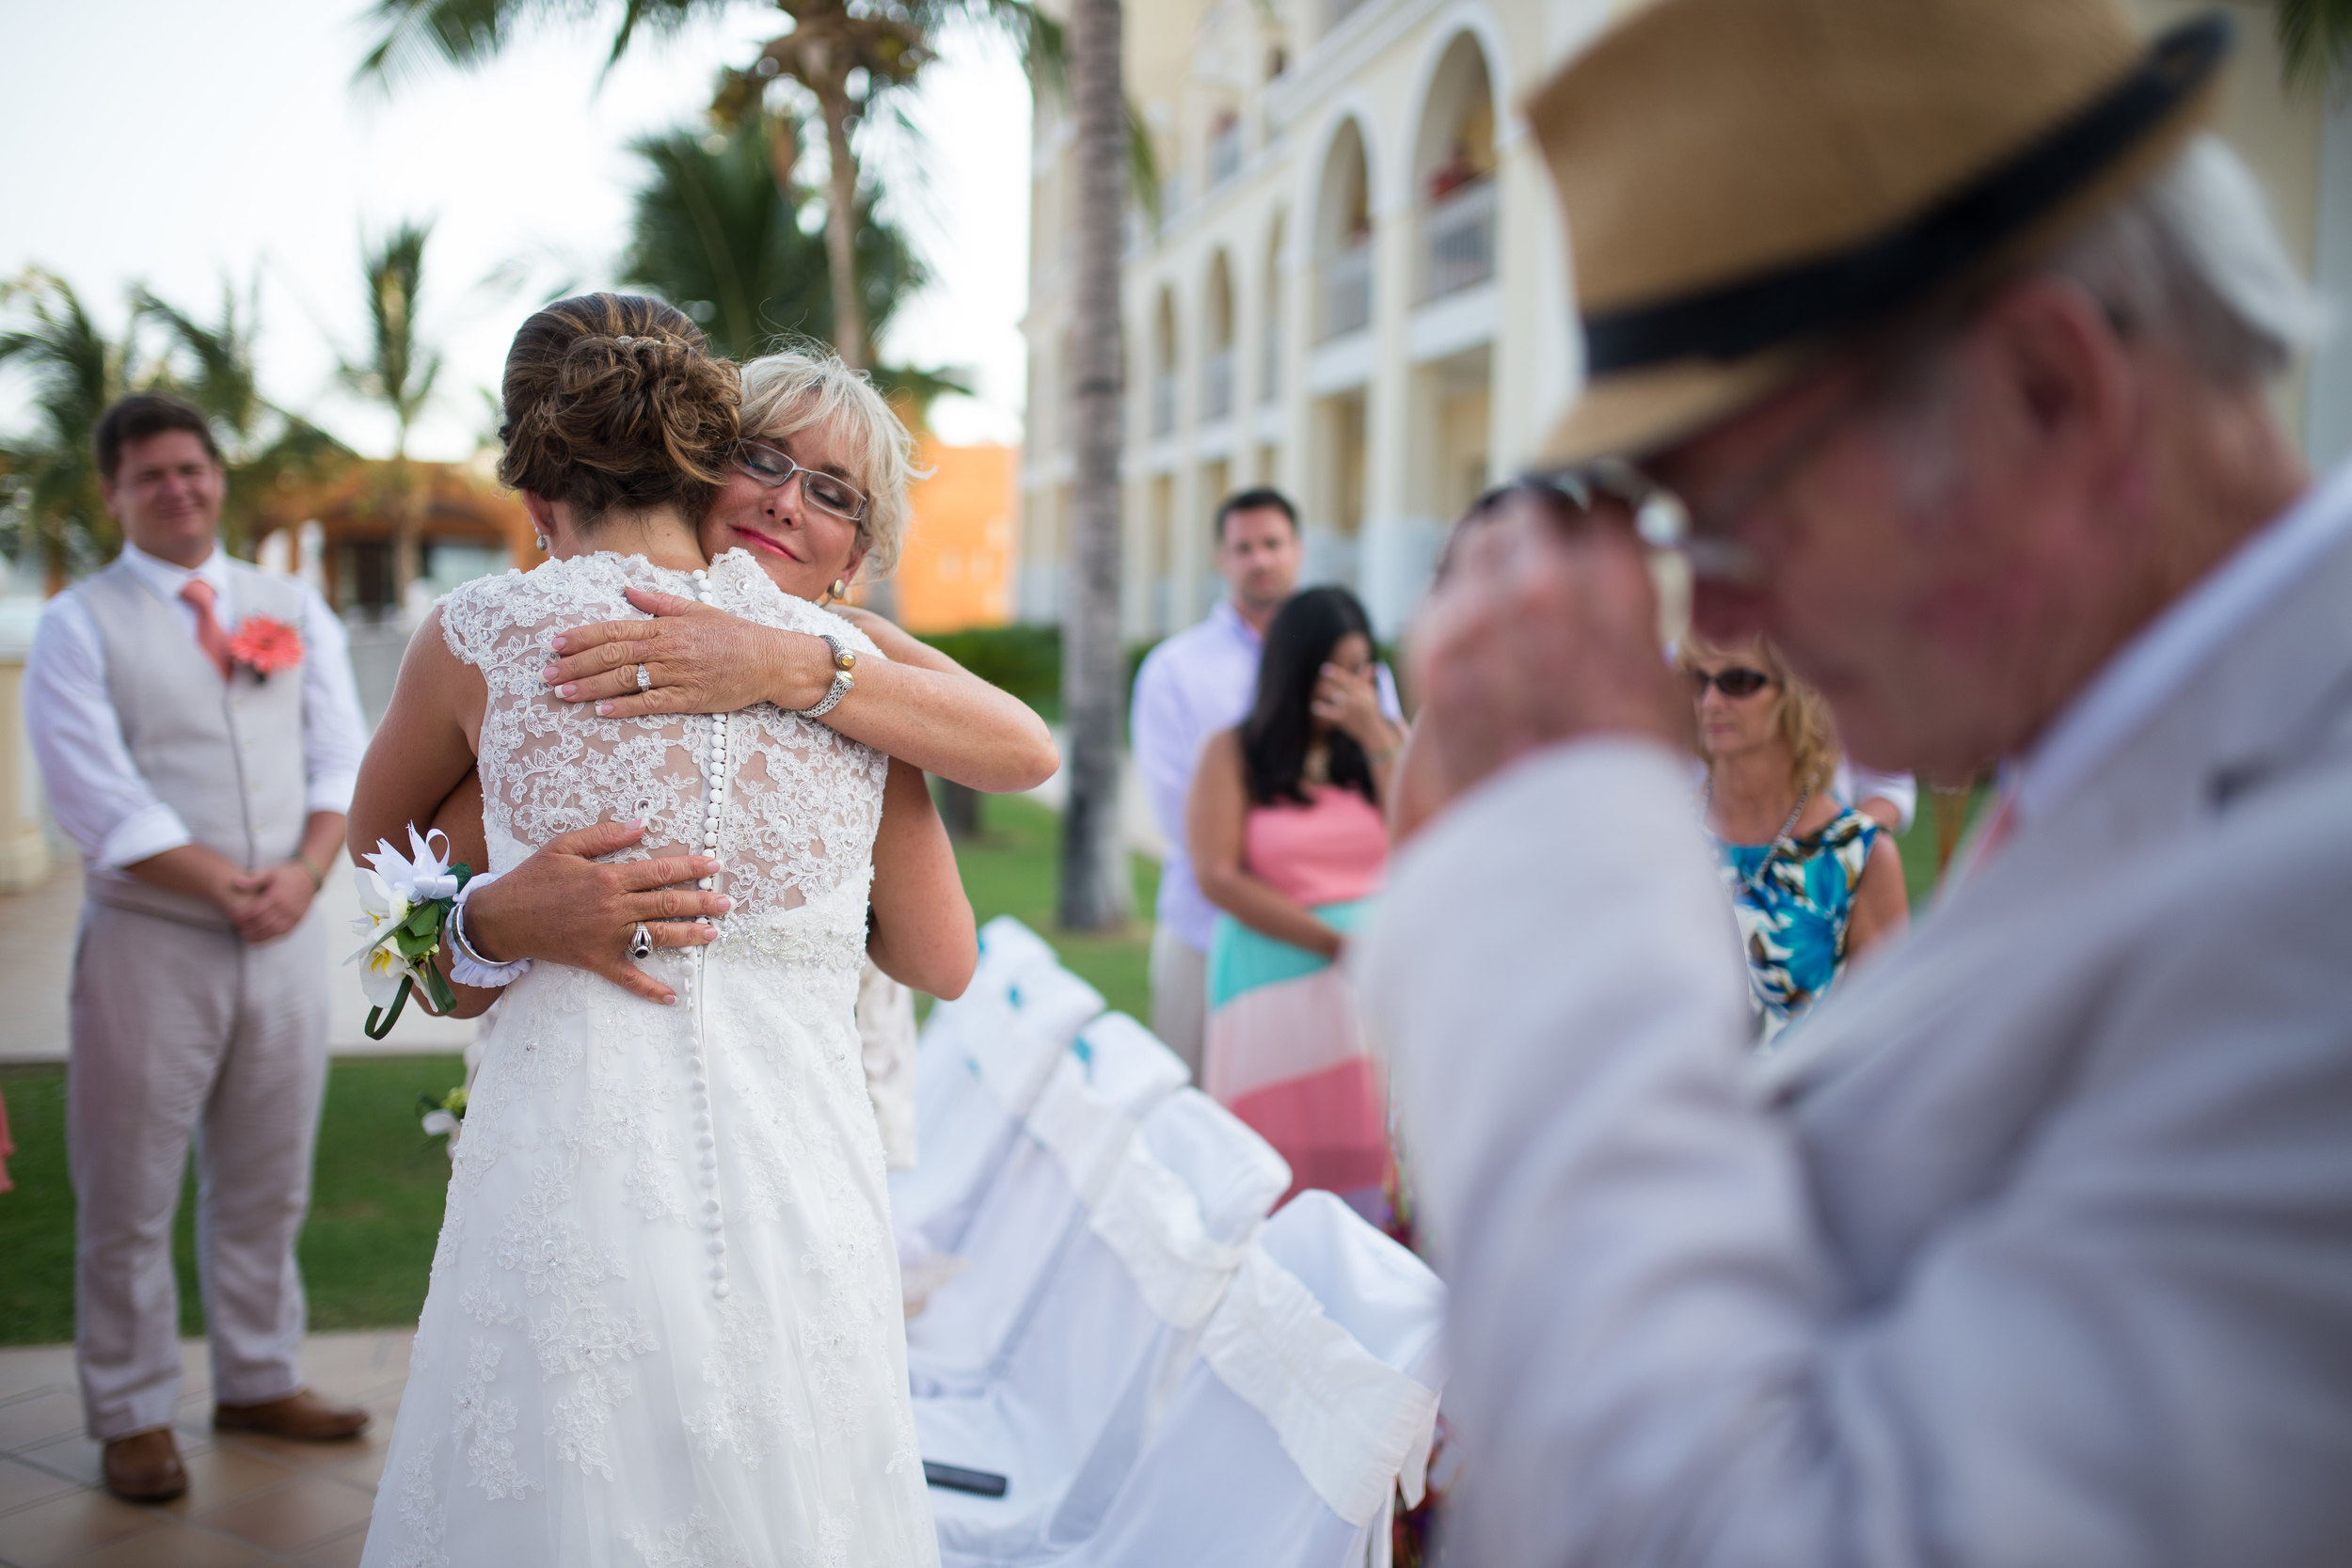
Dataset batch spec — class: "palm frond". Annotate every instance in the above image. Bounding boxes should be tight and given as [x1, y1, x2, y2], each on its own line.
[2279, 0, 2352, 86]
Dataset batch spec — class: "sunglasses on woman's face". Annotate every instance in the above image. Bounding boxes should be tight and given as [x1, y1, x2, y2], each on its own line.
[1687, 666, 1774, 699]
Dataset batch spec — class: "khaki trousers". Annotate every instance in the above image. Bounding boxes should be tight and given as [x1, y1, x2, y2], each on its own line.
[68, 899, 329, 1440]
[1148, 924, 1208, 1085]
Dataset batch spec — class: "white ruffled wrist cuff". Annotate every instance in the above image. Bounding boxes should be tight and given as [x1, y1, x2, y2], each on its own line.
[450, 873, 532, 988]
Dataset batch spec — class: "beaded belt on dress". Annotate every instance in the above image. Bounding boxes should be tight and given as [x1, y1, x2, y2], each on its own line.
[707, 875, 870, 974]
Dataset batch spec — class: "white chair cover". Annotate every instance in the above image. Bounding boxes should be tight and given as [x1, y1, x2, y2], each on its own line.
[960, 1191, 1443, 1568]
[911, 917, 1065, 1151]
[907, 1014, 1193, 1393]
[893, 961, 1104, 1252]
[920, 1090, 1292, 1557]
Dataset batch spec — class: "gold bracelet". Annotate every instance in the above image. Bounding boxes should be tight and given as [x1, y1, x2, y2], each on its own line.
[296, 852, 326, 892]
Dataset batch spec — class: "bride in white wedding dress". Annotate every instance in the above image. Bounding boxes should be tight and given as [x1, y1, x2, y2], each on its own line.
[354, 295, 945, 1566]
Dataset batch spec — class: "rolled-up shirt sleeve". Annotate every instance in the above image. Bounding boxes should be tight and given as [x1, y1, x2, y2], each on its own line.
[24, 594, 196, 870]
[296, 584, 367, 816]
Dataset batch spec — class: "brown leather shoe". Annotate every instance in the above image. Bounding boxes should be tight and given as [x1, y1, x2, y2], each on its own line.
[213, 1387, 370, 1442]
[102, 1428, 188, 1502]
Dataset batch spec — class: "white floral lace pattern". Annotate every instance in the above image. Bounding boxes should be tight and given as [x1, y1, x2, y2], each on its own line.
[359, 550, 936, 1568]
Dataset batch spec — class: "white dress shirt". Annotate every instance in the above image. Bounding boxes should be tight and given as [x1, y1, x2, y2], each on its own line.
[2008, 459, 2352, 831]
[1130, 598, 1400, 952]
[26, 543, 368, 871]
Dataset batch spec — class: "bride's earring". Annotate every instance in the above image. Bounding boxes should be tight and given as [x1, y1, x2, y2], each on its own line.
[534, 532, 548, 552]
[828, 578, 847, 603]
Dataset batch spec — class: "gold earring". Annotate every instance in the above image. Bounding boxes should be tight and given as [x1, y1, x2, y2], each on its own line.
[829, 578, 847, 602]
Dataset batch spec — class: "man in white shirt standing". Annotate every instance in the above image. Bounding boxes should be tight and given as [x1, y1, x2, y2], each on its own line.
[27, 394, 373, 1502]
[1363, 1, 2352, 1561]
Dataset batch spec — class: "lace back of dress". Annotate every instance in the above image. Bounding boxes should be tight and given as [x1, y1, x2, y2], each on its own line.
[442, 551, 889, 925]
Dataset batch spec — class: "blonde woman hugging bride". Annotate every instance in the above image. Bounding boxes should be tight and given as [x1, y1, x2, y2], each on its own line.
[351, 293, 1033, 1564]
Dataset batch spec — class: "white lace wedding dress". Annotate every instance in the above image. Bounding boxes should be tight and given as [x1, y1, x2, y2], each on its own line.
[361, 550, 938, 1568]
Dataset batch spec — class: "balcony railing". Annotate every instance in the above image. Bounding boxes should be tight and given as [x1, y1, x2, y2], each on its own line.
[1209, 121, 1243, 188]
[1422, 179, 1497, 302]
[1151, 372, 1178, 437]
[1320, 242, 1373, 341]
[1201, 348, 1234, 421]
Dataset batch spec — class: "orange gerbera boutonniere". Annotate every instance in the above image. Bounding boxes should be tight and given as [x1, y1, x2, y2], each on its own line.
[225, 616, 303, 680]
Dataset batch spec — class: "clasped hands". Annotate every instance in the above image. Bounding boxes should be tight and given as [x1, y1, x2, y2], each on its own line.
[538, 586, 839, 719]
[1405, 492, 1687, 820]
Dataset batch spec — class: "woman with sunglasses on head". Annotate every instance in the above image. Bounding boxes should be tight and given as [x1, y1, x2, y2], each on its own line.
[1680, 635, 1906, 1049]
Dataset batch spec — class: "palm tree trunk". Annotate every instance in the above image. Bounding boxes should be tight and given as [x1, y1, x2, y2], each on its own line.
[818, 87, 868, 371]
[1057, 0, 1132, 933]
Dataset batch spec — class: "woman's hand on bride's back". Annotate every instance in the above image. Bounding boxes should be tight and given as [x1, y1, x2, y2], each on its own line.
[464, 819, 731, 1006]
[541, 585, 837, 719]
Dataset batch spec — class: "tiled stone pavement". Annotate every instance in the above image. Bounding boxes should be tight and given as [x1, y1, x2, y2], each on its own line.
[0, 1333, 411, 1567]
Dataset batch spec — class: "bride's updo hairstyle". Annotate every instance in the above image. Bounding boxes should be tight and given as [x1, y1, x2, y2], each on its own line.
[497, 293, 741, 529]
[737, 344, 921, 580]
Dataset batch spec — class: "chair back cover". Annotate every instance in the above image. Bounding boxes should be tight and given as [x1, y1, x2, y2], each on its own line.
[907, 1014, 1189, 1392]
[1012, 1192, 1443, 1568]
[894, 962, 1104, 1251]
[925, 1091, 1291, 1560]
[912, 917, 1065, 1148]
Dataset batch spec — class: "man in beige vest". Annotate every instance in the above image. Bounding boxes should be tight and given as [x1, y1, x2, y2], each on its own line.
[26, 394, 373, 1501]
[1362, 1, 2352, 1561]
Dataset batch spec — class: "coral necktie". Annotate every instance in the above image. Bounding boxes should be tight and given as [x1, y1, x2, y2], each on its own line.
[181, 578, 233, 681]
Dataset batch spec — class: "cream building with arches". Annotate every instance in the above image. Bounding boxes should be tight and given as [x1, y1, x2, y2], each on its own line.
[1015, 0, 2352, 640]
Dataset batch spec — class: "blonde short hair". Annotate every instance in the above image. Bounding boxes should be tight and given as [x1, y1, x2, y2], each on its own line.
[1677, 634, 1839, 800]
[737, 344, 924, 579]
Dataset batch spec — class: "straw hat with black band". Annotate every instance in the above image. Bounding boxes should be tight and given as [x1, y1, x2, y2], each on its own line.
[1532, 0, 2233, 467]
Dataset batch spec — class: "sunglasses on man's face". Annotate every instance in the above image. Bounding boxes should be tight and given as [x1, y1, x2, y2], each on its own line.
[1687, 666, 1774, 699]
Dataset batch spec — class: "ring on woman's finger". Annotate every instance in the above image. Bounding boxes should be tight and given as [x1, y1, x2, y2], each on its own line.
[635, 663, 652, 692]
[629, 923, 653, 960]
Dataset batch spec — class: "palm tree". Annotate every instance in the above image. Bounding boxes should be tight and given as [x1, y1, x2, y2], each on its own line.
[341, 220, 444, 601]
[359, 0, 1062, 372]
[0, 270, 138, 591]
[1056, 0, 1129, 933]
[137, 278, 351, 560]
[622, 117, 924, 354]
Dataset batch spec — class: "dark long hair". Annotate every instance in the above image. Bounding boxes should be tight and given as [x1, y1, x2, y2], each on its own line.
[1240, 585, 1379, 808]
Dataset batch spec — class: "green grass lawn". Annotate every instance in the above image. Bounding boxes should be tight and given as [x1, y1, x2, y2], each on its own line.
[0, 792, 1153, 1345]
[0, 1053, 466, 1345]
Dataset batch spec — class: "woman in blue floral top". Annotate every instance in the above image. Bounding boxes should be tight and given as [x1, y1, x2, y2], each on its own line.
[1682, 636, 1909, 1049]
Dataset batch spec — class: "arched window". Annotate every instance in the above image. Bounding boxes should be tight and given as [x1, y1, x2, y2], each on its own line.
[1413, 36, 1499, 302]
[1202, 253, 1236, 421]
[1314, 121, 1374, 341]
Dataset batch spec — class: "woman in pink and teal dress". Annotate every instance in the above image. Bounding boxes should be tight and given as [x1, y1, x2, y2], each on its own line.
[1187, 586, 1406, 1224]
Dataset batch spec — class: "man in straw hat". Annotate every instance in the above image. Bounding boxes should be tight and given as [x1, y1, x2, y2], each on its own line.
[1359, 0, 2352, 1560]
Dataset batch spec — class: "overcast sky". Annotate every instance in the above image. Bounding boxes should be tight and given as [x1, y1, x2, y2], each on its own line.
[0, 0, 1033, 460]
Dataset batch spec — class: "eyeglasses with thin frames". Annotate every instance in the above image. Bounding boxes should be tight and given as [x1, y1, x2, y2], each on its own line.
[730, 440, 870, 526]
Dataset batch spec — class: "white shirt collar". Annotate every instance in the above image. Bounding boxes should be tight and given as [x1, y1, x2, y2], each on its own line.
[2010, 457, 2352, 825]
[119, 540, 229, 603]
[1210, 595, 1263, 650]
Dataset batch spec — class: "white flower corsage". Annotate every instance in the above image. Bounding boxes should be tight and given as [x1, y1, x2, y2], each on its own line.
[346, 824, 472, 1038]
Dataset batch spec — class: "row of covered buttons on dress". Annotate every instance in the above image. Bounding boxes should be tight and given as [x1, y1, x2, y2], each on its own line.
[686, 566, 733, 1302]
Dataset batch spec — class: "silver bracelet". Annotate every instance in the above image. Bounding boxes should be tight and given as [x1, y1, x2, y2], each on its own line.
[795, 633, 857, 720]
[450, 874, 532, 988]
